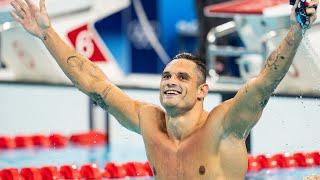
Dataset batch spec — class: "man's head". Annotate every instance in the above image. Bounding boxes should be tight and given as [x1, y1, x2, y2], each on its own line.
[160, 52, 209, 114]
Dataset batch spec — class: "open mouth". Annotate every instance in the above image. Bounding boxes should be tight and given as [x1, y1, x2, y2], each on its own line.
[164, 89, 182, 95]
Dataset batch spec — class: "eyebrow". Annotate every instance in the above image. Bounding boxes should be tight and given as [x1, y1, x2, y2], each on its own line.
[162, 71, 170, 76]
[177, 72, 191, 79]
[162, 71, 191, 78]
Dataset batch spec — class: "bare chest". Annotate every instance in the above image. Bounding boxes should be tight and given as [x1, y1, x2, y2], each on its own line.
[139, 107, 247, 179]
[143, 128, 218, 179]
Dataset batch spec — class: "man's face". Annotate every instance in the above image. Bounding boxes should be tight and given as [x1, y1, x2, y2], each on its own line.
[160, 59, 201, 111]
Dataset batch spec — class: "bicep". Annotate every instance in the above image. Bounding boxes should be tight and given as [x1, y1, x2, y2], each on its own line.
[223, 77, 269, 138]
[92, 83, 147, 134]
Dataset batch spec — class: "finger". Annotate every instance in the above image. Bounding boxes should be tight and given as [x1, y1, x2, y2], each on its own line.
[10, 11, 23, 24]
[307, 1, 319, 7]
[310, 14, 317, 22]
[10, 1, 26, 19]
[294, 0, 300, 8]
[308, 0, 319, 5]
[25, 0, 38, 12]
[13, 9, 24, 19]
[306, 7, 316, 14]
[16, 0, 30, 17]
[40, 0, 47, 13]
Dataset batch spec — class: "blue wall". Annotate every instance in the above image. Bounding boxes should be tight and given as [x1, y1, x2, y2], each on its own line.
[95, 0, 197, 74]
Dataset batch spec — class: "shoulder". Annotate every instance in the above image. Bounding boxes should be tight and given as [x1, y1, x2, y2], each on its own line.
[139, 104, 164, 114]
[138, 104, 166, 134]
[207, 99, 233, 121]
[204, 99, 235, 135]
[138, 104, 165, 123]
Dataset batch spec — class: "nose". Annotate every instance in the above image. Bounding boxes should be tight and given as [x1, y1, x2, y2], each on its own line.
[166, 78, 178, 87]
[167, 82, 177, 87]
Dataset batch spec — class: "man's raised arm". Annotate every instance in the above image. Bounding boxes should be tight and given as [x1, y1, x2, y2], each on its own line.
[10, 0, 144, 133]
[222, 0, 318, 138]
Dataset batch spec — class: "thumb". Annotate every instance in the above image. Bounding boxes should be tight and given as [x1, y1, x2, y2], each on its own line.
[295, 0, 300, 7]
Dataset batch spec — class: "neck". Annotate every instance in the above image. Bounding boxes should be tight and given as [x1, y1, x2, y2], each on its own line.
[166, 103, 208, 142]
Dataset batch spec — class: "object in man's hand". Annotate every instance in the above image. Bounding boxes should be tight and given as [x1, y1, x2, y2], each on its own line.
[290, 0, 311, 29]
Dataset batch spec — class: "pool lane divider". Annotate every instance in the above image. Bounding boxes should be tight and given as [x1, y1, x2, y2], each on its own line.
[0, 162, 154, 180]
[1, 151, 320, 179]
[0, 131, 108, 149]
[248, 151, 320, 172]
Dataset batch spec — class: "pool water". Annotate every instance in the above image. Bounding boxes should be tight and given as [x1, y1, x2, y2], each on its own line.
[0, 143, 147, 169]
[246, 167, 320, 180]
[1, 145, 320, 179]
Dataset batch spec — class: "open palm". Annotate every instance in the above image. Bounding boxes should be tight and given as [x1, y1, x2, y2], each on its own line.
[10, 0, 51, 39]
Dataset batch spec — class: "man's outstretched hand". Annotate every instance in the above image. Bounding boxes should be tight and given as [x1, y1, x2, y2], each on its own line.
[10, 0, 51, 40]
[290, 0, 319, 26]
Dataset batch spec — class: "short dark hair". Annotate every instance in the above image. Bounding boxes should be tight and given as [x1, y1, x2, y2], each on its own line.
[172, 52, 207, 84]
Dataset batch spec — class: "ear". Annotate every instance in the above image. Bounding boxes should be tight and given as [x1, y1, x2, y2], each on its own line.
[197, 83, 209, 100]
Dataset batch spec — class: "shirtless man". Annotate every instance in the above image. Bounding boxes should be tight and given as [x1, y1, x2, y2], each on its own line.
[10, 0, 318, 179]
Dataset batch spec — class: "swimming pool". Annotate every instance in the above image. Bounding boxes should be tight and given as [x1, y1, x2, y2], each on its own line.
[0, 144, 152, 179]
[2, 144, 320, 179]
[246, 168, 320, 180]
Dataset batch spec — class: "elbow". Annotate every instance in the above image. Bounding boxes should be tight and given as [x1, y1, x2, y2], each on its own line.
[254, 74, 278, 95]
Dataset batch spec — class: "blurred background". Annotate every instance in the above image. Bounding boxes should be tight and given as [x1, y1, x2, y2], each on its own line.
[1, 0, 320, 179]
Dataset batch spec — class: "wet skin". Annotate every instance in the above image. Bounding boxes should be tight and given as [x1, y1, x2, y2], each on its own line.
[136, 59, 249, 179]
[139, 103, 248, 180]
[9, 0, 318, 178]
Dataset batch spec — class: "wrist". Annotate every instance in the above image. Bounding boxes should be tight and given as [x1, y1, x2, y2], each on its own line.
[290, 23, 304, 40]
[290, 23, 303, 33]
[40, 26, 53, 41]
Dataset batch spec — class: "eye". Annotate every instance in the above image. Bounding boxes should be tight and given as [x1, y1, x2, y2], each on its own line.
[162, 74, 171, 80]
[178, 74, 188, 80]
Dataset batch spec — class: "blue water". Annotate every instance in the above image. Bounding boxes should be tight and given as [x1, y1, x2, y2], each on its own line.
[1, 146, 320, 179]
[246, 167, 320, 180]
[0, 144, 147, 169]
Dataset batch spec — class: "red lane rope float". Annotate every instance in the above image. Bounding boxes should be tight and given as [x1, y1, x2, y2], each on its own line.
[79, 164, 102, 179]
[248, 151, 320, 173]
[40, 166, 62, 180]
[143, 162, 153, 176]
[14, 136, 33, 148]
[48, 134, 68, 148]
[32, 135, 51, 148]
[70, 131, 107, 146]
[123, 162, 149, 177]
[20, 167, 42, 180]
[0, 137, 15, 149]
[0, 168, 20, 180]
[0, 131, 108, 150]
[0, 162, 153, 180]
[104, 163, 127, 178]
[1, 151, 320, 179]
[59, 165, 81, 179]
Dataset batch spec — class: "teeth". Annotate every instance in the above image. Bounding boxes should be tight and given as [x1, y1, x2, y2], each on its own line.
[164, 90, 180, 95]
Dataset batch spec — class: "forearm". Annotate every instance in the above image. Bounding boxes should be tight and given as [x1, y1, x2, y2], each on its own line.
[225, 24, 303, 136]
[258, 23, 303, 93]
[41, 27, 108, 94]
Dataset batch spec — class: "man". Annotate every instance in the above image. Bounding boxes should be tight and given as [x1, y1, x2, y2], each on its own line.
[10, 0, 318, 179]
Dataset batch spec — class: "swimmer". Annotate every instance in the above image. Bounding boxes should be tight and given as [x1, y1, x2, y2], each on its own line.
[10, 0, 318, 179]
